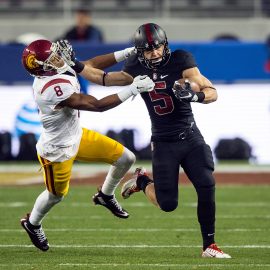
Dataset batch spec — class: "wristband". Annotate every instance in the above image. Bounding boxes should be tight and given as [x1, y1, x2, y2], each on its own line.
[117, 87, 133, 102]
[196, 91, 205, 103]
[114, 50, 126, 62]
[73, 60, 85, 73]
[102, 72, 107, 86]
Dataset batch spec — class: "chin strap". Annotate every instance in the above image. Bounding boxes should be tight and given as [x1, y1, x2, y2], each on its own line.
[56, 62, 69, 74]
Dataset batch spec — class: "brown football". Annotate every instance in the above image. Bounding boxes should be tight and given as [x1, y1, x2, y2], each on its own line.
[177, 79, 201, 92]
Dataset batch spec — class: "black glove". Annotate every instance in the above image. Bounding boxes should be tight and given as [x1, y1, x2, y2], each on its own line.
[56, 40, 84, 73]
[173, 80, 204, 102]
[57, 40, 75, 64]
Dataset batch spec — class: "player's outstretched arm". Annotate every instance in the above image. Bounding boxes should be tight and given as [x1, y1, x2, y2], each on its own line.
[58, 75, 154, 112]
[57, 40, 134, 86]
[80, 65, 133, 86]
[82, 47, 135, 69]
[182, 67, 218, 104]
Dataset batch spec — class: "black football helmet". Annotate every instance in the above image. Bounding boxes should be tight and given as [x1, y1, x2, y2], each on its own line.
[134, 23, 171, 69]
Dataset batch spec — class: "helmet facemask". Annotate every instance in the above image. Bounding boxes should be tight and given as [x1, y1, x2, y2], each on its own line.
[137, 41, 170, 69]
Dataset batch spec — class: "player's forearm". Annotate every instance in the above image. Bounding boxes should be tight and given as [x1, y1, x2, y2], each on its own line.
[183, 72, 217, 104]
[91, 94, 123, 112]
[78, 65, 104, 85]
[201, 87, 218, 104]
[82, 53, 117, 70]
[76, 94, 122, 112]
[79, 65, 133, 86]
[81, 46, 134, 70]
[104, 71, 133, 86]
[197, 78, 218, 103]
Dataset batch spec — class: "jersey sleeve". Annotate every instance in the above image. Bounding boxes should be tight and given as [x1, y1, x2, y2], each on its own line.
[123, 61, 133, 75]
[41, 79, 75, 110]
[174, 50, 197, 71]
[122, 54, 139, 77]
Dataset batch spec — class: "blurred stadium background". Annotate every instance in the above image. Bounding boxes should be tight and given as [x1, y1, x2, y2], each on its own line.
[0, 1, 270, 269]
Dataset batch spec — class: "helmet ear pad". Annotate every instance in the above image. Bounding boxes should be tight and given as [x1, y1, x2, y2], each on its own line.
[134, 23, 171, 69]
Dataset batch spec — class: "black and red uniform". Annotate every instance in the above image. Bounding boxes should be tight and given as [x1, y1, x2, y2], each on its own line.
[123, 49, 216, 249]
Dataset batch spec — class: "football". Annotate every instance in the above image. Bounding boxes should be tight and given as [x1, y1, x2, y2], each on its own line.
[177, 79, 201, 92]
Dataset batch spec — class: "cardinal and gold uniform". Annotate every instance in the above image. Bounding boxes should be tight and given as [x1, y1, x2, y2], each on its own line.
[33, 68, 124, 196]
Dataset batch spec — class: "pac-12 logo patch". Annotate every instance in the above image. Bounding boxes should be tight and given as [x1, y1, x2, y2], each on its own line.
[26, 54, 38, 69]
[153, 73, 157, 80]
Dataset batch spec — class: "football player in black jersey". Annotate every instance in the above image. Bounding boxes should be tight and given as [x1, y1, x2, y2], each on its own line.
[58, 27, 231, 258]
[121, 23, 231, 258]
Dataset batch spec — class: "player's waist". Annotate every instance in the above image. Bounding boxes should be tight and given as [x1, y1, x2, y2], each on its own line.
[39, 128, 82, 146]
[151, 121, 197, 142]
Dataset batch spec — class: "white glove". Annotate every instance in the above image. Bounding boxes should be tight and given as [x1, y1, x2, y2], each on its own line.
[130, 75, 155, 95]
[114, 47, 136, 62]
[117, 75, 155, 102]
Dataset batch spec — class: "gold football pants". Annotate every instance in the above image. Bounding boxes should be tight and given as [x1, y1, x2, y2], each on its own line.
[38, 128, 124, 196]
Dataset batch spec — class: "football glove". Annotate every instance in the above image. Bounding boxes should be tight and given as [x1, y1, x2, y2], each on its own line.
[56, 40, 84, 73]
[114, 47, 136, 62]
[130, 75, 155, 95]
[56, 39, 76, 66]
[173, 80, 200, 102]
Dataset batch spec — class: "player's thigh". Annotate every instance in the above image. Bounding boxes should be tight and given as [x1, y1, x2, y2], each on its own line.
[181, 143, 215, 188]
[38, 155, 75, 196]
[152, 141, 180, 207]
[75, 128, 124, 164]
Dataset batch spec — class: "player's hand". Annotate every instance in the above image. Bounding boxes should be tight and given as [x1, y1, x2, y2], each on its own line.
[173, 80, 199, 102]
[56, 40, 76, 66]
[114, 47, 136, 62]
[123, 47, 136, 59]
[130, 75, 155, 95]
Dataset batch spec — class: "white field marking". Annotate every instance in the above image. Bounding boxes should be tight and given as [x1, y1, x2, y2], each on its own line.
[1, 244, 270, 249]
[46, 214, 270, 220]
[59, 263, 270, 268]
[0, 264, 269, 268]
[1, 228, 269, 233]
[1, 162, 270, 172]
[13, 177, 42, 185]
[1, 201, 270, 208]
[0, 163, 111, 173]
[0, 164, 40, 173]
[69, 202, 270, 208]
[0, 264, 31, 267]
[143, 215, 270, 219]
[0, 202, 28, 207]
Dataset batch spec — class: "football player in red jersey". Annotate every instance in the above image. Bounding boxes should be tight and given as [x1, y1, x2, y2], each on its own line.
[20, 39, 154, 251]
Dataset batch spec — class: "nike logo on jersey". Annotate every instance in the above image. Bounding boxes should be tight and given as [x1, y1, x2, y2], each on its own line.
[160, 75, 168, 79]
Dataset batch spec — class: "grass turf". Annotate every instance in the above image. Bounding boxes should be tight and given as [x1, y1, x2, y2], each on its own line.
[0, 184, 269, 270]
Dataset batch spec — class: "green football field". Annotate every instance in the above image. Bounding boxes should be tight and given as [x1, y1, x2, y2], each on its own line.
[0, 184, 269, 270]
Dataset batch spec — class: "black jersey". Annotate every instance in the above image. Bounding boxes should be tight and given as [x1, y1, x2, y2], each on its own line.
[123, 50, 197, 139]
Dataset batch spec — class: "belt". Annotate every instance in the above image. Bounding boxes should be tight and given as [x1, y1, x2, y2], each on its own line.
[152, 122, 195, 142]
